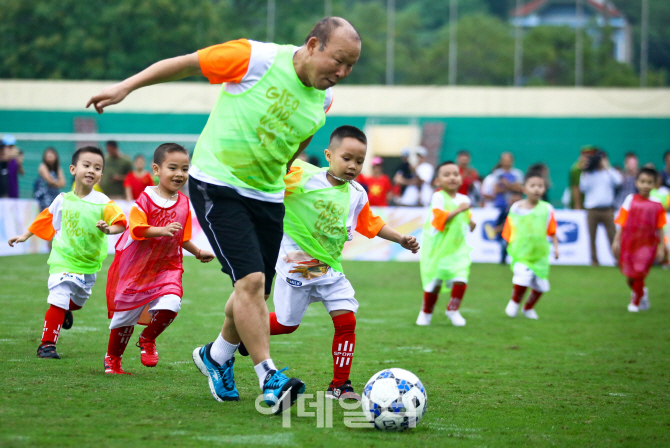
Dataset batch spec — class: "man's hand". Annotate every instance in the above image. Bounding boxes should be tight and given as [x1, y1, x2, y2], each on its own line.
[86, 83, 131, 114]
[197, 250, 216, 263]
[158, 222, 183, 237]
[400, 235, 420, 254]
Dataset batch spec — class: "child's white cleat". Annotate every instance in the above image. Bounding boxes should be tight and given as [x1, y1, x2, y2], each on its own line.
[627, 303, 639, 313]
[639, 288, 650, 311]
[446, 310, 466, 327]
[505, 300, 519, 318]
[416, 311, 432, 326]
[522, 308, 539, 319]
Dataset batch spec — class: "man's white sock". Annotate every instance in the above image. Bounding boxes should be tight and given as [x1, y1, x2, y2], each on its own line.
[210, 333, 238, 366]
[254, 359, 278, 389]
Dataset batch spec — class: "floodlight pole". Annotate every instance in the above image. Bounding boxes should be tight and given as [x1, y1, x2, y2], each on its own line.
[575, 0, 584, 87]
[386, 0, 395, 85]
[267, 0, 276, 42]
[513, 0, 523, 86]
[449, 0, 458, 86]
[640, 0, 649, 87]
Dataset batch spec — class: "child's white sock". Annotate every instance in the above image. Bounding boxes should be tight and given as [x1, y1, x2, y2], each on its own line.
[254, 359, 278, 389]
[210, 333, 238, 366]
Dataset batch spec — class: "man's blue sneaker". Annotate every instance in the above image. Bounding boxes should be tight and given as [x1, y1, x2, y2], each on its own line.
[262, 367, 306, 414]
[192, 343, 240, 402]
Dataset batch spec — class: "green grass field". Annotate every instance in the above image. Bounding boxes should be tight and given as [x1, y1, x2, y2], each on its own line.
[1, 255, 669, 447]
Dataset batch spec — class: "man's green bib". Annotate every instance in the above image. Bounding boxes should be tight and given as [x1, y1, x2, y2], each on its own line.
[420, 191, 472, 291]
[507, 201, 551, 279]
[48, 192, 110, 274]
[283, 160, 350, 273]
[192, 44, 327, 194]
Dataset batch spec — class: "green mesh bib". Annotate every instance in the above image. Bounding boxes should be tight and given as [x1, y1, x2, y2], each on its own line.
[420, 191, 472, 292]
[507, 201, 551, 279]
[48, 192, 110, 274]
[283, 160, 350, 273]
[192, 44, 327, 194]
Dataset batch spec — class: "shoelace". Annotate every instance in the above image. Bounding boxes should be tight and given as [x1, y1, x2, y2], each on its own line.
[265, 367, 289, 388]
[218, 358, 236, 390]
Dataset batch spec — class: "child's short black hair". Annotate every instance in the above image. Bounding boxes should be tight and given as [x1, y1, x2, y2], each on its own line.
[637, 166, 658, 181]
[72, 146, 105, 167]
[524, 167, 546, 184]
[435, 160, 457, 172]
[153, 143, 189, 165]
[329, 125, 367, 148]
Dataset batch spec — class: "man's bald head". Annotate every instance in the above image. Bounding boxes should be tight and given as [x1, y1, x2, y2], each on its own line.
[305, 17, 361, 50]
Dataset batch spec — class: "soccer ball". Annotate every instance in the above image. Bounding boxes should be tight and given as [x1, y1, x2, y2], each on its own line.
[361, 368, 427, 431]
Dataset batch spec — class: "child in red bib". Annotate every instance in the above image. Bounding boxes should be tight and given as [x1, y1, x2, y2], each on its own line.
[105, 144, 214, 374]
[612, 167, 666, 313]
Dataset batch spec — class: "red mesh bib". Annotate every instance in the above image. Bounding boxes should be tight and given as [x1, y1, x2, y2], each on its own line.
[107, 192, 190, 316]
[619, 195, 662, 279]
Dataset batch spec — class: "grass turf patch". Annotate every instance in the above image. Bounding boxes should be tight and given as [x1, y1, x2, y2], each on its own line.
[1, 255, 669, 447]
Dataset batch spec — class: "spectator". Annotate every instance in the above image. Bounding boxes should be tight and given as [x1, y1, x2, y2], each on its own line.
[568, 147, 594, 209]
[0, 135, 23, 198]
[124, 154, 154, 201]
[479, 164, 501, 208]
[34, 147, 65, 211]
[393, 148, 416, 204]
[415, 147, 435, 206]
[615, 152, 638, 209]
[99, 140, 133, 199]
[492, 152, 523, 263]
[661, 150, 670, 189]
[579, 149, 622, 266]
[358, 156, 393, 206]
[456, 149, 480, 203]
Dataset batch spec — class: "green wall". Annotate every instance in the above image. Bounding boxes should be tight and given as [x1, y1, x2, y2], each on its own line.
[2, 110, 668, 205]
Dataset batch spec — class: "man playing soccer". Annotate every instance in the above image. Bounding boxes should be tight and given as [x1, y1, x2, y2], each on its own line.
[8, 147, 126, 359]
[240, 125, 419, 399]
[417, 161, 476, 327]
[87, 17, 361, 411]
[502, 170, 559, 319]
[612, 167, 666, 312]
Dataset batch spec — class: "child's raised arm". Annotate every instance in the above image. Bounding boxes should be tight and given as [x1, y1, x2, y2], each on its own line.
[8, 231, 33, 247]
[182, 240, 215, 263]
[377, 225, 420, 254]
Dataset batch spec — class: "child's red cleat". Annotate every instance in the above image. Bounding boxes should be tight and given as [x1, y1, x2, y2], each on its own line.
[104, 354, 131, 375]
[138, 337, 159, 367]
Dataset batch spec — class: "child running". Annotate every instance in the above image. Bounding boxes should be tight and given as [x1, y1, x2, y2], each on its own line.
[503, 170, 558, 319]
[238, 125, 419, 400]
[104, 143, 214, 374]
[8, 146, 126, 359]
[417, 161, 476, 327]
[611, 167, 666, 312]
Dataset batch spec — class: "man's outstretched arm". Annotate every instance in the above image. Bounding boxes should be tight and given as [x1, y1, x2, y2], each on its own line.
[86, 53, 202, 114]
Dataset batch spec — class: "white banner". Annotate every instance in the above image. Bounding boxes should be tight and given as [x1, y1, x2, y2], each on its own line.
[1, 199, 666, 267]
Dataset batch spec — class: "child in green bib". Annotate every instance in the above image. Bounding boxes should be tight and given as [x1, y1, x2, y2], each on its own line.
[417, 161, 476, 327]
[8, 147, 126, 359]
[502, 171, 559, 320]
[237, 126, 419, 400]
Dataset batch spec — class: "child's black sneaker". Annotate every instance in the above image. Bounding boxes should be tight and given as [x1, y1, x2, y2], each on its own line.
[37, 343, 61, 359]
[326, 380, 361, 401]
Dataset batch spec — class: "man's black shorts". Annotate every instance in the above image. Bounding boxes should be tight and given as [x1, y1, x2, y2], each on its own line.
[189, 176, 284, 296]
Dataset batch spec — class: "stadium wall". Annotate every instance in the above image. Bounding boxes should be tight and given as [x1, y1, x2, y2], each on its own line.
[1, 81, 669, 204]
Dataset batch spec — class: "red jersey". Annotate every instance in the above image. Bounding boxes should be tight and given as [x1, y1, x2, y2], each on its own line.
[615, 194, 666, 279]
[458, 167, 479, 196]
[124, 172, 154, 200]
[358, 174, 392, 206]
[106, 189, 192, 316]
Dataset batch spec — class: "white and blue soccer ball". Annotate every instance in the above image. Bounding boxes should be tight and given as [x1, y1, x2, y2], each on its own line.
[361, 368, 427, 431]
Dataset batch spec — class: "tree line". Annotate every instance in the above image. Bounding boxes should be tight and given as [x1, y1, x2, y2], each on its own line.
[0, 0, 666, 86]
